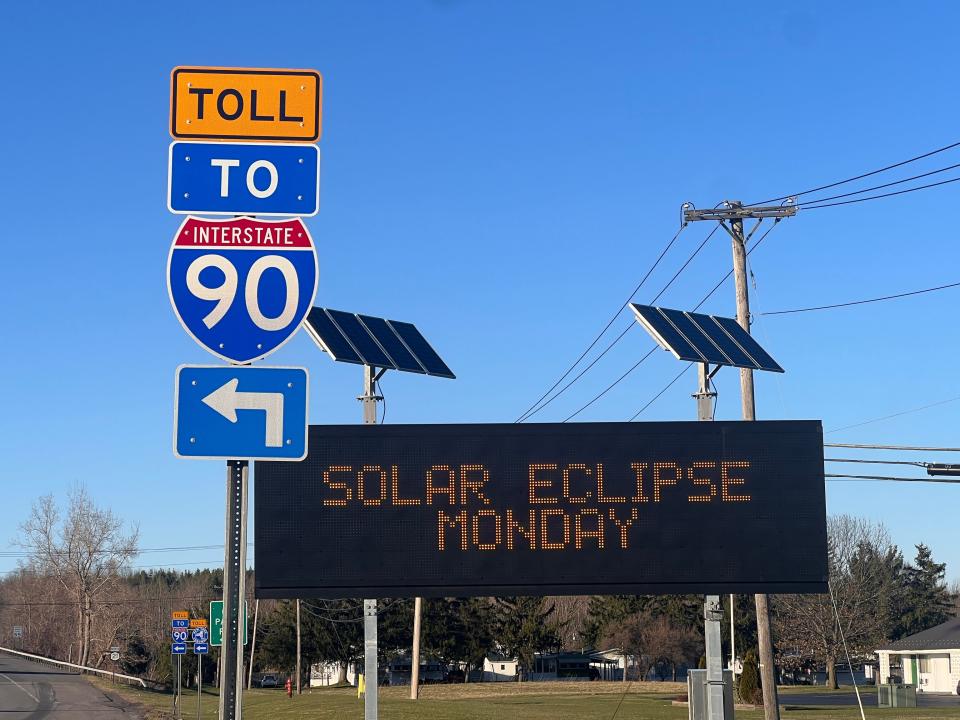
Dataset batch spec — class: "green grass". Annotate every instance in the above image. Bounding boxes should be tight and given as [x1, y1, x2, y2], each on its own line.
[90, 678, 958, 720]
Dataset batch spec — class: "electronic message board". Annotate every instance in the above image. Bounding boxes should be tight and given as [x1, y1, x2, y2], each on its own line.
[254, 421, 827, 598]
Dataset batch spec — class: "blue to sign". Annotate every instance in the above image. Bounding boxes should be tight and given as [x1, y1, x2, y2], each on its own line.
[171, 619, 189, 628]
[167, 216, 318, 364]
[174, 365, 309, 461]
[194, 643, 209, 654]
[172, 643, 187, 655]
[168, 141, 320, 217]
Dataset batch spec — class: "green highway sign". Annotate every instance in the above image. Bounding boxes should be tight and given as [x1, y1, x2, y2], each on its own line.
[210, 600, 249, 646]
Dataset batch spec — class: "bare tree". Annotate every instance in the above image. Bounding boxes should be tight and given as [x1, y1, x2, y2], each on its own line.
[774, 515, 901, 689]
[17, 485, 138, 667]
[548, 596, 592, 649]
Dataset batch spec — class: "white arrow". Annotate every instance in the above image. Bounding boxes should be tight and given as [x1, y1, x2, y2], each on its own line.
[202, 378, 285, 448]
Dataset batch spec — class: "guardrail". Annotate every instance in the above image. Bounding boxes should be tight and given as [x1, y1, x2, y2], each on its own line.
[0, 646, 147, 688]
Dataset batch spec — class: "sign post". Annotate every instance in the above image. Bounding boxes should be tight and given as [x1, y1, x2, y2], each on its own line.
[167, 65, 321, 720]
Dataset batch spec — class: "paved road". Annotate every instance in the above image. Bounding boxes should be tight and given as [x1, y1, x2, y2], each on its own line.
[0, 652, 139, 719]
[780, 689, 960, 708]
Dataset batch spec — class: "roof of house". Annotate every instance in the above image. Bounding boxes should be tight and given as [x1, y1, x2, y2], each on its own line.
[878, 617, 960, 652]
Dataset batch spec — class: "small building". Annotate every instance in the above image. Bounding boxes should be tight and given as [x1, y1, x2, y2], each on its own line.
[529, 652, 603, 681]
[483, 654, 518, 681]
[877, 618, 960, 694]
[386, 656, 448, 686]
[309, 661, 360, 687]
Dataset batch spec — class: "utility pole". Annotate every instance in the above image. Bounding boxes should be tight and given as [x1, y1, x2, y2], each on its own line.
[410, 596, 422, 699]
[296, 599, 302, 695]
[685, 200, 796, 720]
[359, 364, 384, 720]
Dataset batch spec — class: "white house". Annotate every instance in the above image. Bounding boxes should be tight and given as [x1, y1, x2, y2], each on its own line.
[877, 617, 960, 694]
[483, 654, 518, 681]
[309, 661, 360, 687]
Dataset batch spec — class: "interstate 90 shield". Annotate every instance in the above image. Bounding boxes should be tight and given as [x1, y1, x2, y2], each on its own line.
[167, 216, 318, 364]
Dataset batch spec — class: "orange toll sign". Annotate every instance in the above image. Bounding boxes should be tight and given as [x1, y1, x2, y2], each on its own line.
[172, 610, 190, 620]
[171, 67, 322, 142]
[189, 618, 208, 628]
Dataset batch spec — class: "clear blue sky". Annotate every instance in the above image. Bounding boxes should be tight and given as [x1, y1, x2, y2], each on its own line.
[2, 1, 958, 583]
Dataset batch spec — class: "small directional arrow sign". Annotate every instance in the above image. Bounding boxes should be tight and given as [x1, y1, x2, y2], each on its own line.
[174, 365, 308, 461]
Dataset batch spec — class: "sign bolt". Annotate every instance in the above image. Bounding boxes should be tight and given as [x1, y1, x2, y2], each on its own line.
[184, 193, 190, 198]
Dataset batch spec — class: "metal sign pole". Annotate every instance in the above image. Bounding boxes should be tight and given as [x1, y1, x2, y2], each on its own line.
[197, 654, 202, 720]
[694, 363, 726, 720]
[360, 365, 381, 720]
[218, 460, 248, 720]
[364, 599, 379, 720]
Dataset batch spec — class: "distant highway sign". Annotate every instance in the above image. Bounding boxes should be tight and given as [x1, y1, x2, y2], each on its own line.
[210, 600, 248, 646]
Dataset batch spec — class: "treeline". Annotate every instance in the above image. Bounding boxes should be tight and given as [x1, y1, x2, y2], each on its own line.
[1, 488, 956, 690]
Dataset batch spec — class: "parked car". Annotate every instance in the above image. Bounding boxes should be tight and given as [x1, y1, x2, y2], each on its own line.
[259, 673, 278, 688]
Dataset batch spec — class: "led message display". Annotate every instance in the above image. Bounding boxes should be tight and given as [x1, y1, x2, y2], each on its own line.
[254, 421, 827, 598]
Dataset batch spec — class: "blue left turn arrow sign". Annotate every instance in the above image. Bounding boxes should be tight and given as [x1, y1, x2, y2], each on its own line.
[174, 365, 308, 461]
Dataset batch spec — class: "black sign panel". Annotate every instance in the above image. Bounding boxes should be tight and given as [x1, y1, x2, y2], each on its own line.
[255, 421, 827, 598]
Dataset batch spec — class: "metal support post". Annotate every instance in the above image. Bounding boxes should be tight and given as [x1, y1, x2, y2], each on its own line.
[296, 599, 302, 695]
[197, 654, 202, 720]
[219, 460, 248, 720]
[704, 595, 725, 720]
[730, 594, 736, 671]
[410, 596, 422, 699]
[364, 599, 379, 720]
[359, 365, 383, 718]
[730, 211, 780, 720]
[694, 362, 726, 720]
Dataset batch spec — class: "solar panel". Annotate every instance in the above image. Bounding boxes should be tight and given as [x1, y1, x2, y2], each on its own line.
[326, 309, 396, 369]
[658, 308, 732, 366]
[306, 307, 456, 379]
[630, 304, 783, 373]
[712, 316, 784, 373]
[304, 308, 363, 364]
[388, 320, 456, 379]
[630, 305, 706, 363]
[358, 315, 426, 374]
[687, 312, 758, 369]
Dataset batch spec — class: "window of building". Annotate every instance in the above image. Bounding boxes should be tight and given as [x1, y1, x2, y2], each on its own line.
[918, 656, 930, 674]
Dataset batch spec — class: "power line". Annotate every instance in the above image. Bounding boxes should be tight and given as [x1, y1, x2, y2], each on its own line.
[760, 281, 960, 316]
[825, 442, 960, 452]
[519, 224, 719, 422]
[825, 395, 960, 434]
[750, 139, 960, 206]
[826, 473, 960, 484]
[628, 364, 691, 421]
[795, 162, 960, 206]
[825, 458, 928, 468]
[799, 175, 960, 210]
[0, 543, 248, 558]
[562, 349, 657, 422]
[514, 222, 689, 423]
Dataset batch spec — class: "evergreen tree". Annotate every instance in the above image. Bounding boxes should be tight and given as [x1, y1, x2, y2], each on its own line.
[582, 595, 648, 647]
[738, 649, 762, 704]
[896, 544, 952, 638]
[494, 597, 558, 676]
